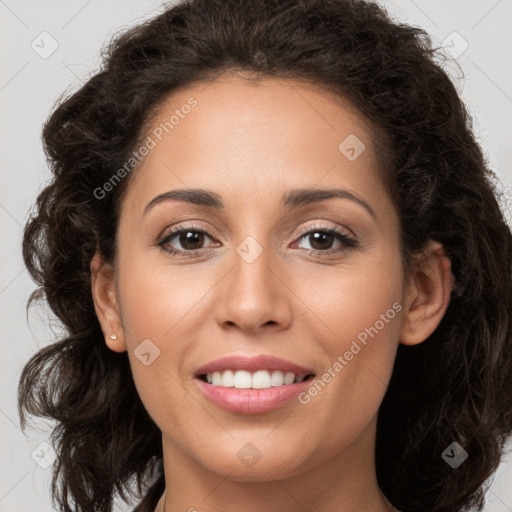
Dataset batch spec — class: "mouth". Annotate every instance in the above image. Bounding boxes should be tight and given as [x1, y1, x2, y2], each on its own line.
[197, 370, 316, 389]
[194, 356, 317, 414]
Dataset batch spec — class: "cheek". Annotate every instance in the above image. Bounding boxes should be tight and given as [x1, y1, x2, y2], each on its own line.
[117, 253, 212, 339]
[301, 247, 403, 416]
[303, 251, 403, 345]
[114, 250, 223, 423]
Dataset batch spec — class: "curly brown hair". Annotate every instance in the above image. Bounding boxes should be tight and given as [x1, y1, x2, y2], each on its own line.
[18, 0, 512, 511]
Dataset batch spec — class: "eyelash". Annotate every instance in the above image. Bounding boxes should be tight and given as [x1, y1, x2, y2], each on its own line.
[156, 222, 358, 258]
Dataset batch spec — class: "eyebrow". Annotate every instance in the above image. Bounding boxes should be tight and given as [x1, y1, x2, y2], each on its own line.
[143, 187, 376, 219]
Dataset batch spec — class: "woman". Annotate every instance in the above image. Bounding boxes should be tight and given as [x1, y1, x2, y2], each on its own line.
[18, 0, 512, 511]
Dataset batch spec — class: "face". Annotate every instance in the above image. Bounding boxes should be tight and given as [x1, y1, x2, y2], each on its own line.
[101, 74, 409, 481]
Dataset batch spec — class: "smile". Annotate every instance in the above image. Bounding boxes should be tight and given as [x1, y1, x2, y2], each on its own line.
[200, 369, 315, 388]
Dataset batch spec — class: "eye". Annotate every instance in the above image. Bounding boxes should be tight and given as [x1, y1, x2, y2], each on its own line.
[292, 223, 357, 256]
[156, 222, 358, 258]
[157, 224, 218, 257]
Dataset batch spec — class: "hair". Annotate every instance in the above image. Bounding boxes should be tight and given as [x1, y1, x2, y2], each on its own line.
[18, 0, 512, 511]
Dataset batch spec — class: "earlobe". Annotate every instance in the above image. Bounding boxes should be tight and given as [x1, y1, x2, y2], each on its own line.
[400, 241, 454, 346]
[90, 250, 127, 353]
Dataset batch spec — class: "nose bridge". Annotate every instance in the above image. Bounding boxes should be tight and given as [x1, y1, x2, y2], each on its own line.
[230, 214, 278, 286]
[232, 232, 277, 305]
[214, 228, 292, 331]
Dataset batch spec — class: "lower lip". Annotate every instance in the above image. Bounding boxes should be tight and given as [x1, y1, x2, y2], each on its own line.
[195, 376, 314, 414]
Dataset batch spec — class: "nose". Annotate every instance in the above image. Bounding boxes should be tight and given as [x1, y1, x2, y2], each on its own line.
[214, 236, 293, 334]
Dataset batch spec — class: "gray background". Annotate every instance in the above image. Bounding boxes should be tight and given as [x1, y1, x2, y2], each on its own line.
[1, 0, 511, 511]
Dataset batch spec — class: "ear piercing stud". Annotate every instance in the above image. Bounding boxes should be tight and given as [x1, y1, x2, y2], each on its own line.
[109, 334, 117, 340]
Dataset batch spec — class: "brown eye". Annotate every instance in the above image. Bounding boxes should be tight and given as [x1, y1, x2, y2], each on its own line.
[294, 225, 357, 256]
[157, 226, 217, 256]
[302, 231, 337, 251]
[174, 230, 206, 250]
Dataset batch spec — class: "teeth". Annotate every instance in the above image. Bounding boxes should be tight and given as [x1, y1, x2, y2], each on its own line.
[205, 369, 310, 388]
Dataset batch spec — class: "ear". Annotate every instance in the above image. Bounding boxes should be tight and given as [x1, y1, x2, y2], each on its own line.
[400, 241, 454, 346]
[90, 249, 127, 353]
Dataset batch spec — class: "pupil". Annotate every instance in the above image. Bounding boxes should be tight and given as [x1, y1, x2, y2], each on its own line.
[310, 232, 333, 250]
[181, 231, 203, 250]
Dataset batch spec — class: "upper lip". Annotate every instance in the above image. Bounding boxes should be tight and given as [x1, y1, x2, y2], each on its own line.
[195, 354, 315, 377]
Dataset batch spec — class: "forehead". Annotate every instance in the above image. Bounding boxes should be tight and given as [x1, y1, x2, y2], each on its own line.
[120, 75, 391, 219]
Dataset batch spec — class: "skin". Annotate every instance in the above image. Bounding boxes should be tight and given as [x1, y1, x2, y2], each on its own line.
[91, 73, 453, 512]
